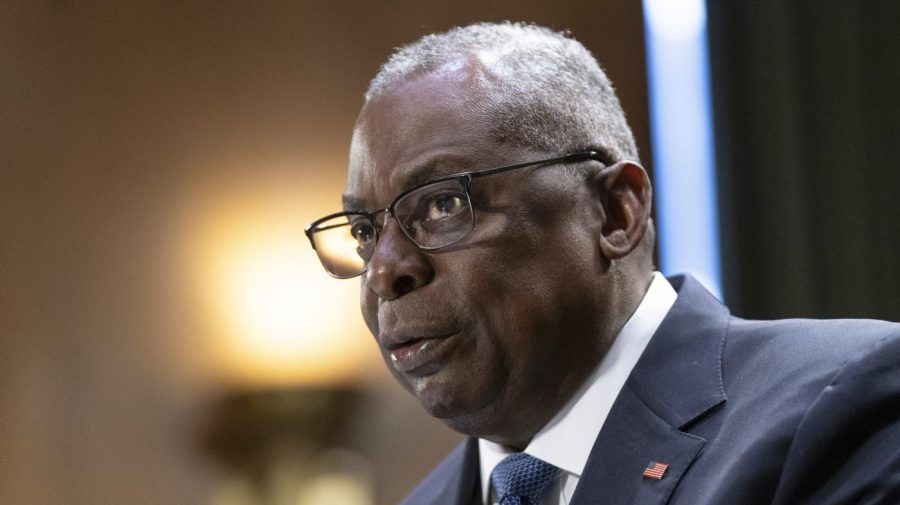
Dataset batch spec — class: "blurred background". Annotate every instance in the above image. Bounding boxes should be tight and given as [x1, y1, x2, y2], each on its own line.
[2, 1, 897, 504]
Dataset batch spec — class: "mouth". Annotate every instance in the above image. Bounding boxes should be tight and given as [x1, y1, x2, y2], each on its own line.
[384, 332, 460, 375]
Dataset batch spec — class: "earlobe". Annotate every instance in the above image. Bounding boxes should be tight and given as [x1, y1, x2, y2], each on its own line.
[590, 161, 652, 260]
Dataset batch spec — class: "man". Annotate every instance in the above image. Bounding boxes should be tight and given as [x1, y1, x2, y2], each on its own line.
[305, 22, 900, 504]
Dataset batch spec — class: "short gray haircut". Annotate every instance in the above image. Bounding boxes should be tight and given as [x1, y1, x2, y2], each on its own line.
[365, 22, 639, 163]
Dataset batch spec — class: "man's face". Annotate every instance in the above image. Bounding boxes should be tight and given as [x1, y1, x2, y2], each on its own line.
[344, 65, 614, 447]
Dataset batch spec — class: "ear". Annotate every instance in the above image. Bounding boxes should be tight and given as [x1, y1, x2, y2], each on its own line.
[588, 161, 652, 260]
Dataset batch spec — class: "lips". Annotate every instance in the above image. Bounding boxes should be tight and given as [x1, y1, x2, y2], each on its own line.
[376, 300, 463, 374]
[382, 331, 460, 374]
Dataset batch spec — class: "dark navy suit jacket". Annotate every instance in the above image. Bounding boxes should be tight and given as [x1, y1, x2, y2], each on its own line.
[399, 275, 900, 504]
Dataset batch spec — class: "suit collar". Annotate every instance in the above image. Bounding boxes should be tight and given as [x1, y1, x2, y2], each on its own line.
[628, 274, 729, 429]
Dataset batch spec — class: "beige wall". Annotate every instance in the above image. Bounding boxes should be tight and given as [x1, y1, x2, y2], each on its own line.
[1, 2, 648, 503]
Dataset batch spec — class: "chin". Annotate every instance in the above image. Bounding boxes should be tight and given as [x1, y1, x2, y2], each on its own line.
[412, 378, 472, 419]
[403, 371, 466, 410]
[438, 407, 516, 443]
[439, 411, 484, 435]
[411, 378, 504, 438]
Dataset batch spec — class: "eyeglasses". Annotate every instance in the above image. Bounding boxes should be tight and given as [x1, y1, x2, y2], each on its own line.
[305, 151, 607, 278]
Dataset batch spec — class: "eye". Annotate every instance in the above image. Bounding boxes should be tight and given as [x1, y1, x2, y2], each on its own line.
[350, 220, 376, 246]
[424, 193, 466, 221]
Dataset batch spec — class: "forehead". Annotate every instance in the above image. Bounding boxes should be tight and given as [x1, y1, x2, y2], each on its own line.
[344, 63, 500, 210]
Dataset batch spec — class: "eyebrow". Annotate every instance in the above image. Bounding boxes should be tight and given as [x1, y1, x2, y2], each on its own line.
[395, 155, 474, 192]
[342, 194, 366, 212]
[342, 155, 475, 212]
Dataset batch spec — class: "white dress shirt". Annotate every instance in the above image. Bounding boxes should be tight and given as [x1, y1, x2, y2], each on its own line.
[479, 272, 677, 505]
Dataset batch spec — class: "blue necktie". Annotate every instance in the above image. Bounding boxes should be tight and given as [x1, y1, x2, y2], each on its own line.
[490, 453, 559, 505]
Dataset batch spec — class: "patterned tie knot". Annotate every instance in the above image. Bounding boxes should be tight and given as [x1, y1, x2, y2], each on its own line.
[491, 453, 559, 505]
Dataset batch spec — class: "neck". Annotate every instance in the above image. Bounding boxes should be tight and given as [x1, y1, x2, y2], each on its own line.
[484, 268, 656, 450]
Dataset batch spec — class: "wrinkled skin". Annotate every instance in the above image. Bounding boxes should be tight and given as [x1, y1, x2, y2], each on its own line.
[343, 61, 651, 449]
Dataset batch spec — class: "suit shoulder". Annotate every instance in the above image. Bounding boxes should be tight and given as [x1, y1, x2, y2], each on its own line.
[724, 316, 900, 379]
[770, 328, 900, 503]
[718, 317, 900, 431]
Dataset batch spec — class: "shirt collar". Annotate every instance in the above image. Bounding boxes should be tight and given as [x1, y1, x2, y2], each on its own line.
[479, 272, 677, 502]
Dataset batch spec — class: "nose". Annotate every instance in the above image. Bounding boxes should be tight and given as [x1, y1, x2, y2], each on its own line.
[365, 218, 434, 300]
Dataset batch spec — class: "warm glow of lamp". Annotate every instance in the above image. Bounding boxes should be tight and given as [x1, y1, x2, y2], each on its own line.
[184, 175, 376, 388]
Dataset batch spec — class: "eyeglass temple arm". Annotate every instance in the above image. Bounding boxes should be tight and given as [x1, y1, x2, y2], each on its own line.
[469, 151, 606, 179]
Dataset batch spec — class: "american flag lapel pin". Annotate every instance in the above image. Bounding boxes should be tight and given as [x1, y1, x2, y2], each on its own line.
[643, 461, 669, 480]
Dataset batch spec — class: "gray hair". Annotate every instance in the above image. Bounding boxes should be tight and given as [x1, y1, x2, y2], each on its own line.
[365, 22, 639, 163]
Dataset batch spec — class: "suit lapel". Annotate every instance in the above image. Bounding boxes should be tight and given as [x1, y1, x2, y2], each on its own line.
[428, 437, 482, 505]
[571, 275, 730, 505]
[570, 386, 706, 504]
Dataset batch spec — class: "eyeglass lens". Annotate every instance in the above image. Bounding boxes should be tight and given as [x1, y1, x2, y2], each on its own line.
[311, 178, 474, 277]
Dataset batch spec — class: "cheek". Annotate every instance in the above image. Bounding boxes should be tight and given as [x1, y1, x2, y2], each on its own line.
[360, 283, 414, 391]
[359, 279, 379, 337]
[460, 263, 548, 352]
[469, 246, 587, 356]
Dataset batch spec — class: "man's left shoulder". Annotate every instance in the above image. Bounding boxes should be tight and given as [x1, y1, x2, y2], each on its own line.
[719, 316, 900, 424]
[769, 319, 900, 504]
[724, 316, 900, 381]
[725, 316, 900, 504]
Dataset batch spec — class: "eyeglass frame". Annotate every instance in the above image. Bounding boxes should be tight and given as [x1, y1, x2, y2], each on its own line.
[305, 150, 610, 278]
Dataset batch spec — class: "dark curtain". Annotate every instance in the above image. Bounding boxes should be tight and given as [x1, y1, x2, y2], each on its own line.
[707, 1, 900, 320]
